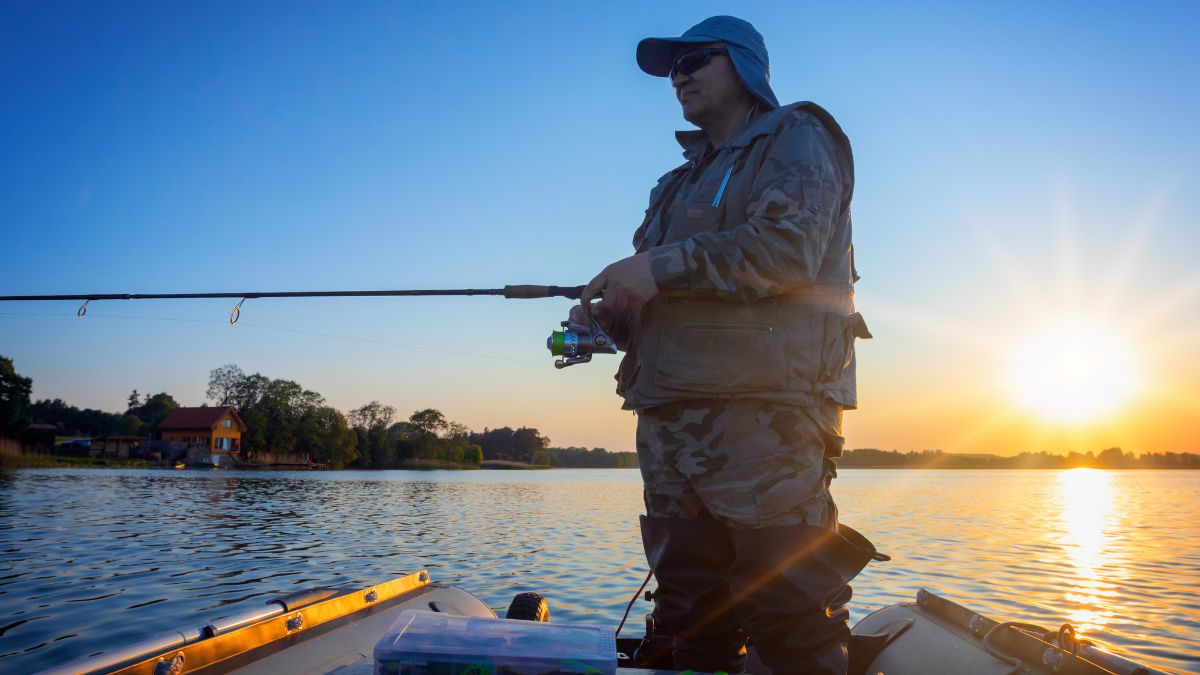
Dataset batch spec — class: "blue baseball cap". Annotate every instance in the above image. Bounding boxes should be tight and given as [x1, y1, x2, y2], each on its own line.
[636, 16, 779, 109]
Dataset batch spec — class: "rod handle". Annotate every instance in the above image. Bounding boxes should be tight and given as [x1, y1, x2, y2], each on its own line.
[502, 285, 587, 300]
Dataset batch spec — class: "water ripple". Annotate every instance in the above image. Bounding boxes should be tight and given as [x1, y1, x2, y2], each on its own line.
[0, 468, 1196, 673]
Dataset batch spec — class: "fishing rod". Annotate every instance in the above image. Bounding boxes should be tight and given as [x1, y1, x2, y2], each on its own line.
[0, 284, 616, 368]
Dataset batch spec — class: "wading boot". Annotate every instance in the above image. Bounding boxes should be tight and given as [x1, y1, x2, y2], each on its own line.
[729, 523, 879, 675]
[637, 514, 747, 673]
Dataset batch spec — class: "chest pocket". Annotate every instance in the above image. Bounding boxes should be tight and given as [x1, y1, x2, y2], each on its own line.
[635, 168, 689, 252]
[659, 157, 739, 244]
[661, 202, 721, 244]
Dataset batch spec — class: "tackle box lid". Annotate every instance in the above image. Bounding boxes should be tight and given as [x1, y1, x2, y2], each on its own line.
[374, 609, 616, 674]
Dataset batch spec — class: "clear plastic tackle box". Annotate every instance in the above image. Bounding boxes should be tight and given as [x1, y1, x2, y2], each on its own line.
[374, 609, 617, 674]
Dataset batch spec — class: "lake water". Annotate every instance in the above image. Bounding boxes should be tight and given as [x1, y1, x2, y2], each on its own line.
[0, 468, 1196, 673]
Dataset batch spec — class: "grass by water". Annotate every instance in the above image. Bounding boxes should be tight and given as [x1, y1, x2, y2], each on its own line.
[0, 453, 152, 469]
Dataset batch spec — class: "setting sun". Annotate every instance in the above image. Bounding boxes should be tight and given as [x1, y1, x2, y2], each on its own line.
[1005, 318, 1142, 425]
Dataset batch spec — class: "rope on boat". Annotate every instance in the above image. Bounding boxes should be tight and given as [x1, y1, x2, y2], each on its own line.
[982, 620, 1089, 674]
[982, 621, 1046, 675]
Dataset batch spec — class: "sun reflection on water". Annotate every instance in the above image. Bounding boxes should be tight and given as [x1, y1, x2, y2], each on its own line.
[1056, 468, 1120, 634]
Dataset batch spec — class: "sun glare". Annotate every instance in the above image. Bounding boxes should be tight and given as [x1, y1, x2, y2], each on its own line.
[1005, 317, 1142, 424]
[1056, 468, 1119, 633]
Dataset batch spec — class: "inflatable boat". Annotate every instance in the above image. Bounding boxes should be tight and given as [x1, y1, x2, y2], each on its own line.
[37, 570, 1166, 675]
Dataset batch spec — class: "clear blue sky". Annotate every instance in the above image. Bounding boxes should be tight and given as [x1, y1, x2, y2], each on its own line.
[3, 1, 1198, 454]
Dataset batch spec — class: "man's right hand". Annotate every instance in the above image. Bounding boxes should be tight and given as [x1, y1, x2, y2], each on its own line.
[567, 301, 631, 348]
[568, 303, 593, 328]
[580, 251, 658, 314]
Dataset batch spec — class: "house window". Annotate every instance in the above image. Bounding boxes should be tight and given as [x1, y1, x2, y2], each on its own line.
[222, 420, 232, 428]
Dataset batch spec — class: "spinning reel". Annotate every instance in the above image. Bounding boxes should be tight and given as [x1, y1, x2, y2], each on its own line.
[547, 321, 617, 368]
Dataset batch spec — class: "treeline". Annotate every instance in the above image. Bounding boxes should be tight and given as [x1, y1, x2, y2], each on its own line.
[345, 402, 481, 469]
[841, 447, 1200, 469]
[469, 426, 550, 464]
[208, 365, 638, 469]
[4, 350, 179, 436]
[2, 357, 635, 470]
[26, 391, 180, 438]
[546, 446, 639, 468]
[345, 408, 637, 468]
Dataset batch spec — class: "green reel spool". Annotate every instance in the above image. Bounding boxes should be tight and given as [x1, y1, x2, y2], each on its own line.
[548, 330, 566, 356]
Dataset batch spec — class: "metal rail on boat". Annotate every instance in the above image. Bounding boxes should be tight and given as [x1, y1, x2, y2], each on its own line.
[39, 571, 434, 675]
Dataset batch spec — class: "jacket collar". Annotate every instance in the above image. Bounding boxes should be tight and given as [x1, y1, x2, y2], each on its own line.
[673, 105, 776, 161]
[674, 129, 711, 162]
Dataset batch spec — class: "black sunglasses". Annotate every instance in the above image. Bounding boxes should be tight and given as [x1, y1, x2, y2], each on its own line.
[669, 47, 728, 79]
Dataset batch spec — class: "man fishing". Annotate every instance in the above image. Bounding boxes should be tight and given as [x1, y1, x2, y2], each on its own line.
[576, 15, 878, 674]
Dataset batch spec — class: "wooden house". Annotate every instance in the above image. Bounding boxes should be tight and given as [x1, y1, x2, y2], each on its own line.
[158, 407, 247, 462]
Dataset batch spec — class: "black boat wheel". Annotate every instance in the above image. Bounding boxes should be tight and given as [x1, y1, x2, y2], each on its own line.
[505, 592, 550, 622]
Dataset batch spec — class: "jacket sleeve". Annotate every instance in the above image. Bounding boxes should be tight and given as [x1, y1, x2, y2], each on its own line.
[648, 112, 846, 301]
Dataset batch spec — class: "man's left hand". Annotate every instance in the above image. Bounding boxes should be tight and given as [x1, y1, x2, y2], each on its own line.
[580, 251, 659, 314]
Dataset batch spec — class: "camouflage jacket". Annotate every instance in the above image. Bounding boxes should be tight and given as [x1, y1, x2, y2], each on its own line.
[617, 101, 869, 411]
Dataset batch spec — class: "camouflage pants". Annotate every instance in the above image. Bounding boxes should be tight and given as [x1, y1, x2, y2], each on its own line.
[636, 399, 843, 530]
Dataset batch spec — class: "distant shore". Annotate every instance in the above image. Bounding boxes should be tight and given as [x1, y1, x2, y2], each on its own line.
[3, 453, 1198, 471]
[0, 453, 559, 470]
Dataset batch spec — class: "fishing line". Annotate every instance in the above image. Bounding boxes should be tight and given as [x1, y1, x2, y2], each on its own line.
[237, 321, 544, 366]
[0, 311, 545, 367]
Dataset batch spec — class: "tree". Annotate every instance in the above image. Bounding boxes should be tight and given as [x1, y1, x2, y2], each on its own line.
[229, 376, 327, 456]
[117, 415, 146, 436]
[127, 389, 141, 411]
[348, 401, 396, 431]
[407, 409, 448, 436]
[234, 373, 271, 411]
[511, 427, 549, 464]
[206, 364, 245, 406]
[463, 444, 483, 464]
[300, 406, 358, 469]
[1097, 447, 1128, 468]
[470, 427, 515, 460]
[127, 392, 180, 427]
[240, 406, 269, 453]
[0, 355, 33, 436]
[357, 424, 396, 468]
[467, 426, 549, 463]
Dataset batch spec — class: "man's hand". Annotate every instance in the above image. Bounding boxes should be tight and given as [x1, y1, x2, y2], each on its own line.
[567, 301, 631, 348]
[580, 251, 659, 314]
[567, 303, 593, 327]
